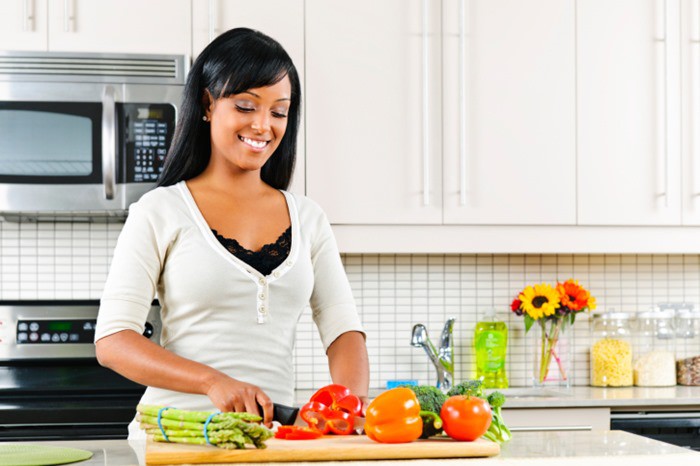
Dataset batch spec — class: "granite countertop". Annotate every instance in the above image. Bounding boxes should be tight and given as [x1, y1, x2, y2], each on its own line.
[296, 386, 700, 410]
[12, 431, 699, 465]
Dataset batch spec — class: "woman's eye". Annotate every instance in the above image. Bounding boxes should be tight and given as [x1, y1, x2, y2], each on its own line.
[272, 111, 288, 119]
[235, 105, 255, 113]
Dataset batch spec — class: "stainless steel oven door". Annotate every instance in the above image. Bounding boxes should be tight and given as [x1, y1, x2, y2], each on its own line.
[0, 81, 181, 215]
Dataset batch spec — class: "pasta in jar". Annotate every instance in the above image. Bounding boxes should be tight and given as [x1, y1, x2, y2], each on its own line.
[590, 311, 634, 387]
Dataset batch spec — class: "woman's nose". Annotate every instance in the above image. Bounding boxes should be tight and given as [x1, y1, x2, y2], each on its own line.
[250, 111, 271, 133]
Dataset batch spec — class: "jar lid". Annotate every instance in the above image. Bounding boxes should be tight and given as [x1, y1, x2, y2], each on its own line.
[592, 311, 633, 320]
[638, 309, 675, 319]
[677, 309, 700, 318]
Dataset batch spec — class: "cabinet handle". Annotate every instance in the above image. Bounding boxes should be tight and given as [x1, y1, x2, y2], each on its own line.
[22, 0, 34, 32]
[208, 0, 217, 43]
[63, 0, 74, 33]
[422, 0, 430, 206]
[656, 0, 670, 207]
[458, 0, 468, 205]
[510, 426, 593, 432]
[102, 86, 116, 201]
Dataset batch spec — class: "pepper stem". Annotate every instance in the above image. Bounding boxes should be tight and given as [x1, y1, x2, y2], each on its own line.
[418, 410, 443, 430]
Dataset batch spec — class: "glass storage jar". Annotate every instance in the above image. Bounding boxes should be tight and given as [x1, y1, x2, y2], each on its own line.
[675, 306, 700, 386]
[633, 308, 676, 386]
[590, 311, 634, 387]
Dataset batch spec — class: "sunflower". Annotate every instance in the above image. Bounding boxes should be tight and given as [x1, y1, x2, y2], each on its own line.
[518, 283, 560, 320]
[557, 279, 596, 312]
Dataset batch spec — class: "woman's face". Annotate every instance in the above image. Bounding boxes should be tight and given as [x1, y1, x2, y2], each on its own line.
[205, 76, 291, 175]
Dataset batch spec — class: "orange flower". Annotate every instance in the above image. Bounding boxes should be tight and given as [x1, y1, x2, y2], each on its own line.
[556, 279, 592, 311]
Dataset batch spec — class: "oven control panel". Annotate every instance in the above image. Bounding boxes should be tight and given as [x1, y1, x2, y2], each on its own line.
[0, 302, 161, 360]
[16, 319, 96, 345]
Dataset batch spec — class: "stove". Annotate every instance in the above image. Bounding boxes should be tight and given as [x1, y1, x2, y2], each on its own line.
[0, 300, 161, 440]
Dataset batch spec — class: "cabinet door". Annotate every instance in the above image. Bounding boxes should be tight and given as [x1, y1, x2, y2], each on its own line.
[578, 0, 682, 225]
[46, 0, 191, 55]
[0, 0, 48, 51]
[681, 0, 700, 224]
[442, 0, 576, 225]
[305, 0, 442, 224]
[192, 0, 305, 194]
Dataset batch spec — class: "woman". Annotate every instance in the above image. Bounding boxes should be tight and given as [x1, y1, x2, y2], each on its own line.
[94, 28, 370, 435]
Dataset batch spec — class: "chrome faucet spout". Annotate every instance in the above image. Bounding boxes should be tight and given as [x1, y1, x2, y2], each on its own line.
[411, 318, 456, 391]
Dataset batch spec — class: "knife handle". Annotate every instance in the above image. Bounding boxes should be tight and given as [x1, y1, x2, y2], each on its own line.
[256, 402, 300, 425]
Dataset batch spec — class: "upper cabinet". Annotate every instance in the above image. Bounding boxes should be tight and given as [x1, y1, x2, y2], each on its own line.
[305, 0, 575, 225]
[191, 0, 305, 194]
[305, 0, 443, 224]
[681, 0, 700, 225]
[0, 0, 48, 51]
[0, 0, 191, 55]
[442, 0, 576, 225]
[577, 0, 683, 225]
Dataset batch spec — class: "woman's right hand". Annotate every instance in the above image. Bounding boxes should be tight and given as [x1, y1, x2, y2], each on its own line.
[205, 373, 273, 427]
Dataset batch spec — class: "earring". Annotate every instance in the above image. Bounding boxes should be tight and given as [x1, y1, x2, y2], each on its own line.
[202, 115, 208, 122]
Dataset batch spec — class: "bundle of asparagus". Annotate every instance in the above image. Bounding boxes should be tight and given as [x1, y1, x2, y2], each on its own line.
[137, 404, 273, 450]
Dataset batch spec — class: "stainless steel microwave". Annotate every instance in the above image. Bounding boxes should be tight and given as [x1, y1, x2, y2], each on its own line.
[0, 51, 187, 219]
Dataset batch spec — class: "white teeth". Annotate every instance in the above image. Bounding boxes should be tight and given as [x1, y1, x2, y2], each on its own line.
[241, 136, 268, 149]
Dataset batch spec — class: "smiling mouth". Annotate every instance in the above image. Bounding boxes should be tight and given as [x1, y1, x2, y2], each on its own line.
[239, 135, 270, 149]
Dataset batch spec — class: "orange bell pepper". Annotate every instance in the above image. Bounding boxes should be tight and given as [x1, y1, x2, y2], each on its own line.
[364, 387, 424, 443]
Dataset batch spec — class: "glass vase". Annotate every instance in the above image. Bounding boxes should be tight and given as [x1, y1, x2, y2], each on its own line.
[532, 318, 571, 388]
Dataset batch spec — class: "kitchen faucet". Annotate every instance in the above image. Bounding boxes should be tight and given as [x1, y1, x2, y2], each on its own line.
[411, 317, 455, 391]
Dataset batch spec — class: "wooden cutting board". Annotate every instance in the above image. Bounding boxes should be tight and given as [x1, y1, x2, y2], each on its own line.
[145, 435, 500, 464]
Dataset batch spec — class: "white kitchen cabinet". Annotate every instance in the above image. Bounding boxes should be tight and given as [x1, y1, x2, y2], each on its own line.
[306, 0, 573, 226]
[577, 0, 683, 225]
[305, 0, 443, 224]
[45, 0, 191, 55]
[0, 0, 48, 51]
[681, 0, 700, 225]
[503, 407, 611, 431]
[191, 0, 305, 194]
[0, 0, 191, 55]
[442, 0, 576, 225]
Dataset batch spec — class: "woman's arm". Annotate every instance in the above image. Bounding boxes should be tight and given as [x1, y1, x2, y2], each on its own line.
[326, 330, 370, 409]
[96, 329, 274, 426]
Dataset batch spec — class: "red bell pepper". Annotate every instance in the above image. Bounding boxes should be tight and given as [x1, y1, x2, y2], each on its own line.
[300, 384, 362, 435]
[274, 425, 323, 440]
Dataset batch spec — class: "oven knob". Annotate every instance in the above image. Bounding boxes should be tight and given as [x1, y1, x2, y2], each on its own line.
[142, 322, 154, 339]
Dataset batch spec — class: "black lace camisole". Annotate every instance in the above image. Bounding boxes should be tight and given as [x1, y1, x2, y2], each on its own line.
[212, 226, 291, 276]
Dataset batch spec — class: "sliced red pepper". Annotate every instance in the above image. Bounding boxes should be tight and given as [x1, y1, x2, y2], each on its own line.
[300, 384, 362, 435]
[274, 425, 323, 440]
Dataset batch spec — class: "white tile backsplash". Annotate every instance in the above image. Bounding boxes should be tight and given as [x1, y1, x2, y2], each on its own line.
[3, 221, 700, 391]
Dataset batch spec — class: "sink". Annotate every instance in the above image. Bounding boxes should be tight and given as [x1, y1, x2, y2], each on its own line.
[492, 388, 572, 398]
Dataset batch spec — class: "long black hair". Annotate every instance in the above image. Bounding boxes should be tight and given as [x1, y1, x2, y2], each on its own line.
[157, 28, 301, 190]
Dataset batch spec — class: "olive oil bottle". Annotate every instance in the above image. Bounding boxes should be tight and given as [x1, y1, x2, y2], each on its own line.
[474, 310, 509, 388]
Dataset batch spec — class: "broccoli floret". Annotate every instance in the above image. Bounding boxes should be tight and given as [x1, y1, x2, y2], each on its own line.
[405, 385, 446, 438]
[446, 379, 484, 398]
[483, 391, 512, 444]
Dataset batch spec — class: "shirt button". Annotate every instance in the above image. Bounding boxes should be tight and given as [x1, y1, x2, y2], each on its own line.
[259, 306, 267, 314]
[259, 294, 265, 300]
[259, 277, 266, 285]
[287, 260, 294, 267]
[273, 271, 280, 278]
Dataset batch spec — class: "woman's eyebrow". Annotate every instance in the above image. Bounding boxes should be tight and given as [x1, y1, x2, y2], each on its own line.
[241, 90, 291, 102]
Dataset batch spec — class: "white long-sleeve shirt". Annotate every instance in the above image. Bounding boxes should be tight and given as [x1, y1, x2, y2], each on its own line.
[95, 181, 363, 410]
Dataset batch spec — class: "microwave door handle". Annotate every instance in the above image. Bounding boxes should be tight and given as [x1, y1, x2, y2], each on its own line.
[102, 85, 116, 200]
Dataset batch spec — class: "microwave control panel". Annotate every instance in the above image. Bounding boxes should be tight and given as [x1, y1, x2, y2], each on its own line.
[123, 103, 176, 183]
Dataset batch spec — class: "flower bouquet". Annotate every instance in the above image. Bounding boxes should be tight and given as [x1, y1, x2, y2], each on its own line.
[511, 280, 596, 386]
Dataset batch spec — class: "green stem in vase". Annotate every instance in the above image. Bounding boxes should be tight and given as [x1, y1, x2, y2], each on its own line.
[539, 321, 549, 383]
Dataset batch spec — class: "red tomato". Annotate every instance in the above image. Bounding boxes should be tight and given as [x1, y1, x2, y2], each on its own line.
[274, 425, 323, 440]
[440, 395, 492, 441]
